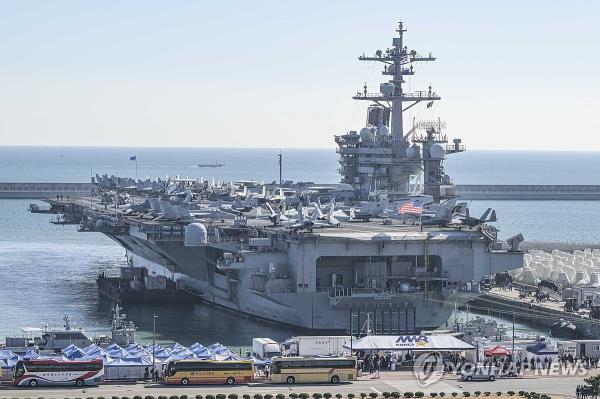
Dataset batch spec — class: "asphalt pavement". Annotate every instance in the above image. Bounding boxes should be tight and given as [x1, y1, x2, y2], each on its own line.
[0, 372, 586, 399]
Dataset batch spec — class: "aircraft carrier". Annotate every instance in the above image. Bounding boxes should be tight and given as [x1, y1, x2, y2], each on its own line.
[31, 22, 524, 332]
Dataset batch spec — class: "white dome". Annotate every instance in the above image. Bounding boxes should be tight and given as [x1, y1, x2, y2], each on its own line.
[405, 144, 421, 158]
[360, 127, 374, 142]
[184, 222, 207, 247]
[379, 126, 390, 137]
[429, 143, 445, 159]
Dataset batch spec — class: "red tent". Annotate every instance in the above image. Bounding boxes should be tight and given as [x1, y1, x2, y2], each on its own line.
[484, 345, 511, 356]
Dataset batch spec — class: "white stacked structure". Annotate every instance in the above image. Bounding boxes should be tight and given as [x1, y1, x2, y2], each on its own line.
[513, 248, 600, 288]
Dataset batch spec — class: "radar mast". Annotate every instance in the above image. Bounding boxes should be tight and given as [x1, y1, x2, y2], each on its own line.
[335, 22, 464, 202]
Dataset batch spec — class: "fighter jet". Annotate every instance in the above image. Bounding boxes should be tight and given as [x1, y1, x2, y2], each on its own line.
[449, 207, 497, 228]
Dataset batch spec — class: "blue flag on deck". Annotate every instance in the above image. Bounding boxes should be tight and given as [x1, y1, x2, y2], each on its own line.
[129, 155, 136, 161]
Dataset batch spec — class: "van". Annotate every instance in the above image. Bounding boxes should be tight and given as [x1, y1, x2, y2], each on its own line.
[460, 365, 498, 381]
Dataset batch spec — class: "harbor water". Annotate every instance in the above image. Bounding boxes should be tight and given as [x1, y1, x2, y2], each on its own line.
[0, 146, 599, 343]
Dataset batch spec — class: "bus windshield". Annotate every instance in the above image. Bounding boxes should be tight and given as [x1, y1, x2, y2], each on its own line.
[14, 361, 24, 378]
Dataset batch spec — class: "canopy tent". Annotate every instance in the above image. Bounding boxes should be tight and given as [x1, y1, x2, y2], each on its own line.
[83, 343, 101, 354]
[193, 347, 212, 359]
[345, 334, 475, 352]
[23, 349, 40, 360]
[169, 343, 187, 352]
[0, 350, 21, 382]
[526, 342, 558, 355]
[125, 343, 144, 352]
[189, 342, 205, 351]
[105, 356, 152, 381]
[484, 345, 512, 357]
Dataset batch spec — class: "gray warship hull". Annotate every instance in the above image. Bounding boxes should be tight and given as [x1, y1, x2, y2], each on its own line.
[104, 221, 521, 331]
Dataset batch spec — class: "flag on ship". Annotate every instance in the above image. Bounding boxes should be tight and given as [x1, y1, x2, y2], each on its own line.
[129, 155, 136, 161]
[398, 200, 423, 215]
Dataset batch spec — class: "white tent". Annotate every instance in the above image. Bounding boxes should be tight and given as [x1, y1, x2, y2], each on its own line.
[104, 356, 153, 380]
[346, 334, 475, 352]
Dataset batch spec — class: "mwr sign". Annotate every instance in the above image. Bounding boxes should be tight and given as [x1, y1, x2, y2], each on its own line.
[395, 335, 429, 348]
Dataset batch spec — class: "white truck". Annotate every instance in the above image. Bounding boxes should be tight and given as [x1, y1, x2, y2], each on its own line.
[281, 336, 351, 357]
[252, 337, 281, 359]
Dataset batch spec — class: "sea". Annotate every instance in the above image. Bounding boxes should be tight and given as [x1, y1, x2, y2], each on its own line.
[1, 146, 600, 346]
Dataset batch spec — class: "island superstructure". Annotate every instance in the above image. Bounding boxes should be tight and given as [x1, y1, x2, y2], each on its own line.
[31, 23, 524, 332]
[337, 21, 463, 201]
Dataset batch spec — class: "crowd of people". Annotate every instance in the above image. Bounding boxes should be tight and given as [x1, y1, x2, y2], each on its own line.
[559, 353, 600, 368]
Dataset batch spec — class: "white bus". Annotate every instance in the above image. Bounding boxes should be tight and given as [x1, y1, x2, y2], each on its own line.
[14, 359, 104, 387]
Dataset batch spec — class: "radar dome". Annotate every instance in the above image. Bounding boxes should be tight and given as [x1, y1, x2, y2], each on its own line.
[360, 127, 374, 143]
[405, 144, 421, 158]
[378, 126, 389, 137]
[429, 143, 445, 159]
[184, 222, 208, 247]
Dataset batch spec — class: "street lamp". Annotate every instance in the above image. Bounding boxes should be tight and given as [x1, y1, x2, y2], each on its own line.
[152, 314, 158, 380]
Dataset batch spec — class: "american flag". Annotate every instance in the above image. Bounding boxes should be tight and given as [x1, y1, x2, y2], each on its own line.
[398, 200, 423, 215]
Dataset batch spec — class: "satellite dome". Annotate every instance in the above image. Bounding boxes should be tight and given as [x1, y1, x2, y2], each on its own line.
[360, 127, 374, 143]
[405, 144, 421, 158]
[429, 143, 445, 159]
[184, 223, 208, 247]
[378, 126, 389, 137]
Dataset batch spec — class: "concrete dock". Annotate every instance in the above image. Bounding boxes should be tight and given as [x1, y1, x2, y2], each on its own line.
[0, 182, 92, 199]
[471, 288, 600, 338]
[455, 184, 600, 200]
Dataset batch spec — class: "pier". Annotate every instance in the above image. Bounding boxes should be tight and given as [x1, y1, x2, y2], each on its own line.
[455, 184, 600, 200]
[0, 182, 92, 199]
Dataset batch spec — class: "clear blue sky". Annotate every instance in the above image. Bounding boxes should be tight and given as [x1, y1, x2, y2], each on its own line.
[0, 0, 598, 149]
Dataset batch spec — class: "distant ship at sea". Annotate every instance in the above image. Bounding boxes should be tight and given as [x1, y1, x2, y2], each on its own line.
[198, 162, 225, 168]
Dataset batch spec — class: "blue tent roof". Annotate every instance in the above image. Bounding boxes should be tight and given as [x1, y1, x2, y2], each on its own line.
[0, 350, 19, 361]
[23, 349, 39, 360]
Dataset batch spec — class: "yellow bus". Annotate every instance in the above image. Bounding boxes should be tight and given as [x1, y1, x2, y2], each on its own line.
[163, 360, 254, 385]
[269, 357, 357, 384]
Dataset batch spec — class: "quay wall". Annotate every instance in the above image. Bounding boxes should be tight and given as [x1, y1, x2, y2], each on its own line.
[455, 184, 600, 200]
[470, 292, 600, 338]
[0, 182, 92, 199]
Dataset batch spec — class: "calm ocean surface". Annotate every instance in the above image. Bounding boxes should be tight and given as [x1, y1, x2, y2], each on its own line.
[1, 146, 598, 343]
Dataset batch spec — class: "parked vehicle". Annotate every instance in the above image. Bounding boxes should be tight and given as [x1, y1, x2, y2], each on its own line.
[13, 359, 104, 387]
[163, 360, 254, 385]
[281, 336, 350, 357]
[270, 356, 357, 384]
[252, 338, 281, 359]
[460, 365, 498, 381]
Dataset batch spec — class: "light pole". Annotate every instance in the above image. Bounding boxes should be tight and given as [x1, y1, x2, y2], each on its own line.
[152, 314, 158, 380]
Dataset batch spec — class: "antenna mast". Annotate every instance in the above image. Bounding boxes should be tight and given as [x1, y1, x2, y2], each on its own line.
[336, 22, 462, 201]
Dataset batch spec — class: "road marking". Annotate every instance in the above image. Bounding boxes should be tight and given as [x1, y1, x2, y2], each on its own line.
[371, 387, 382, 394]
